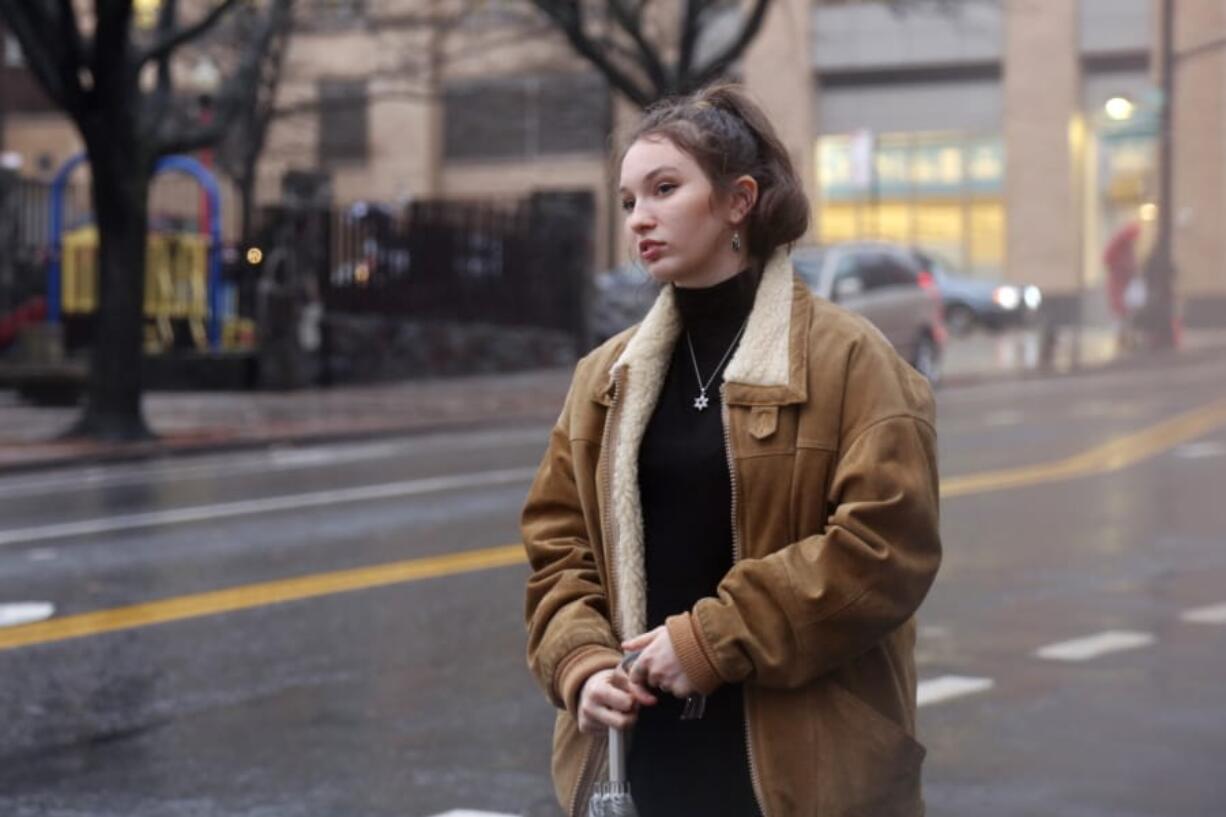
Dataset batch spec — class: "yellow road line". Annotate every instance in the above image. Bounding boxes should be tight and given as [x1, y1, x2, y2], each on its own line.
[942, 397, 1226, 497]
[3, 397, 1226, 653]
[0, 544, 526, 652]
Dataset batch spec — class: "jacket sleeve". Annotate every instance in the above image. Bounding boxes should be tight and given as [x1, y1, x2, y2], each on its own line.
[523, 377, 622, 714]
[666, 348, 942, 693]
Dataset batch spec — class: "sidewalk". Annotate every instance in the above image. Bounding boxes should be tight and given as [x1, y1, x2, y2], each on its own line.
[2, 325, 1224, 473]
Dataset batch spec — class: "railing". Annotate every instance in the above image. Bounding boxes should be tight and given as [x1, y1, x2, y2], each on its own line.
[256, 191, 593, 339]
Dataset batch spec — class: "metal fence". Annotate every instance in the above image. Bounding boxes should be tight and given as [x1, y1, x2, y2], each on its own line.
[256, 191, 594, 339]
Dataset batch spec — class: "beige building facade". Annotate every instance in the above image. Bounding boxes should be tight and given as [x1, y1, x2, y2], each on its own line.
[2, 0, 1224, 323]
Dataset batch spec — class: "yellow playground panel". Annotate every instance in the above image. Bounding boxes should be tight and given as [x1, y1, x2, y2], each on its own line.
[61, 225, 211, 350]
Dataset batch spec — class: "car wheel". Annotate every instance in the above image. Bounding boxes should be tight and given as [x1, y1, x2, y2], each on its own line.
[945, 303, 976, 336]
[911, 333, 941, 386]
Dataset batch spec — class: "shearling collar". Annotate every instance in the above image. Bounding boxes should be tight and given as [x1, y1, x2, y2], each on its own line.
[592, 248, 811, 638]
[593, 248, 810, 408]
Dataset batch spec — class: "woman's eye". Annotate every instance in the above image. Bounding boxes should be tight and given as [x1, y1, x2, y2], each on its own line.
[621, 199, 635, 213]
[656, 183, 676, 196]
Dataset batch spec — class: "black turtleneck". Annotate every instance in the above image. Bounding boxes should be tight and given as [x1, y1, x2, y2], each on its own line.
[627, 266, 763, 817]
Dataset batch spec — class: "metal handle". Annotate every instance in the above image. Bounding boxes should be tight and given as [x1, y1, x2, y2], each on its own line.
[607, 725, 626, 784]
[606, 650, 640, 784]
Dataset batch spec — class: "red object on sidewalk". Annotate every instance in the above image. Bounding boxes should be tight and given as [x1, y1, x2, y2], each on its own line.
[0, 297, 48, 351]
[1103, 221, 1141, 319]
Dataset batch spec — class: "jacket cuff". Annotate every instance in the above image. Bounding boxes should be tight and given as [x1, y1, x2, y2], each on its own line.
[666, 612, 724, 696]
[555, 644, 624, 716]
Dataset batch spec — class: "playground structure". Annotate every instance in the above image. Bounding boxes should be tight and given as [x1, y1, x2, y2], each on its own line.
[46, 152, 248, 354]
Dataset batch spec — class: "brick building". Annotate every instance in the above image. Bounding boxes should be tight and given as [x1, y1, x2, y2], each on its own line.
[2, 0, 1224, 323]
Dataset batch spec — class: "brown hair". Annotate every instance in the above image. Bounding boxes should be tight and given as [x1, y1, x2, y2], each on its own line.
[619, 84, 810, 262]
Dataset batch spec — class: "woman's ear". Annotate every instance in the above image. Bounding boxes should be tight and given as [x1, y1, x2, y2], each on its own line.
[729, 174, 759, 226]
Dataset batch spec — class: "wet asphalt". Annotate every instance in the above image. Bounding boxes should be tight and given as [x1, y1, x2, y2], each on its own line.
[1, 355, 1225, 816]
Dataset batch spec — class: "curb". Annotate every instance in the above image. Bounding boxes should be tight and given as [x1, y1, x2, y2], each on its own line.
[937, 340, 1226, 390]
[0, 414, 557, 477]
[2, 343, 1223, 476]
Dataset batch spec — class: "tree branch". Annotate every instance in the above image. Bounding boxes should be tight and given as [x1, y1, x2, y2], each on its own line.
[676, 0, 710, 81]
[152, 0, 178, 113]
[55, 0, 88, 74]
[606, 0, 670, 92]
[139, 0, 244, 65]
[0, 1, 78, 109]
[154, 0, 293, 156]
[597, 32, 648, 66]
[692, 0, 771, 90]
[531, 0, 652, 107]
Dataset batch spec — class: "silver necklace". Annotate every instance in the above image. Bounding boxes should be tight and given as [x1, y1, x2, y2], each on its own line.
[685, 320, 747, 411]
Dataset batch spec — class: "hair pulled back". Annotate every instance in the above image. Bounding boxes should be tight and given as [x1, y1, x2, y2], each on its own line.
[620, 84, 810, 262]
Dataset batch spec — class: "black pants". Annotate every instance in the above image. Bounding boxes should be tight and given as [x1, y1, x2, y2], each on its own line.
[626, 683, 763, 816]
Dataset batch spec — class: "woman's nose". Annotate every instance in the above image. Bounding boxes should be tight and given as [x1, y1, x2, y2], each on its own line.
[627, 203, 655, 233]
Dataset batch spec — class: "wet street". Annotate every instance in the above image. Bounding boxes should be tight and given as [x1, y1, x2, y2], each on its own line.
[1, 356, 1225, 817]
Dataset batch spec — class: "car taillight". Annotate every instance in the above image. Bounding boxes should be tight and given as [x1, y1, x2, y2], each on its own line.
[917, 269, 936, 291]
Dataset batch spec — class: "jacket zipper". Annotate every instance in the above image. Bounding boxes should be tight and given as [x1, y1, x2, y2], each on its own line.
[722, 385, 770, 817]
[602, 370, 624, 642]
[569, 371, 623, 817]
[568, 733, 607, 817]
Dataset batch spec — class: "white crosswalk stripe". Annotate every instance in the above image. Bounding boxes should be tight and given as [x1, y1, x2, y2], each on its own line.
[1034, 630, 1155, 662]
[917, 675, 995, 707]
[0, 601, 56, 628]
[1181, 602, 1226, 624]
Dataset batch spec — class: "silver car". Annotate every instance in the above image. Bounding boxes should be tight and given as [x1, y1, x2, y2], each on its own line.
[591, 242, 945, 383]
[791, 242, 945, 383]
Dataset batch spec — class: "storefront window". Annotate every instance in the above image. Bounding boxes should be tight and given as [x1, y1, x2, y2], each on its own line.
[816, 131, 1006, 279]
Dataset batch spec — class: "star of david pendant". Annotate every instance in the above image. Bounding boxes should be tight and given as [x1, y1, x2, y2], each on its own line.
[693, 392, 710, 411]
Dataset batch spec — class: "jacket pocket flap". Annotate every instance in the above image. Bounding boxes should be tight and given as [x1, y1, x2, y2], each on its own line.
[749, 405, 779, 440]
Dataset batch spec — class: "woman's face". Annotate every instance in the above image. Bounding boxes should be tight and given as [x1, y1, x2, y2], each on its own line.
[618, 136, 750, 288]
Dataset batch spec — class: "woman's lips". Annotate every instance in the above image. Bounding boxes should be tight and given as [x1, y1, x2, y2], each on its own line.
[640, 241, 664, 261]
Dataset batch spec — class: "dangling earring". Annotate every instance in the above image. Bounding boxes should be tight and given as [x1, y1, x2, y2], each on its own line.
[731, 231, 742, 253]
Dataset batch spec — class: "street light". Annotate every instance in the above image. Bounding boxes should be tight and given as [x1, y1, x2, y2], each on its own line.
[1104, 96, 1135, 122]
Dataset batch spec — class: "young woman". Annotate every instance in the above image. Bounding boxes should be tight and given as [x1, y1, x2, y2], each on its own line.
[522, 84, 941, 817]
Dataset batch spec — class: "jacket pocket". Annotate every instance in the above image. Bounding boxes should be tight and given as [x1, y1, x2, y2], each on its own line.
[815, 681, 926, 817]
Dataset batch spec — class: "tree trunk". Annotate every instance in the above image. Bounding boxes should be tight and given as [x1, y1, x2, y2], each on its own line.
[67, 123, 155, 441]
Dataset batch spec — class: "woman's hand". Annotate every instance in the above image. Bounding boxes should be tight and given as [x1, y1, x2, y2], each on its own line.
[621, 626, 696, 698]
[577, 667, 658, 734]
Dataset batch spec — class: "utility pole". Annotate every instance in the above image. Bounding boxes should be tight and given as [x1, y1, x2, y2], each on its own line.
[1138, 0, 1176, 348]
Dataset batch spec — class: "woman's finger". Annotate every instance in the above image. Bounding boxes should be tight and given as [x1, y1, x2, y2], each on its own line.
[590, 704, 636, 731]
[593, 683, 635, 713]
[609, 669, 658, 706]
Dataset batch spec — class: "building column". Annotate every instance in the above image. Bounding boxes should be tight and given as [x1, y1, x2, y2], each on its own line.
[1167, 0, 1226, 325]
[1003, 1, 1082, 316]
[744, 0, 817, 242]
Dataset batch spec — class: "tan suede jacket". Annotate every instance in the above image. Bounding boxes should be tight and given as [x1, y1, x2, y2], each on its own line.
[522, 249, 942, 817]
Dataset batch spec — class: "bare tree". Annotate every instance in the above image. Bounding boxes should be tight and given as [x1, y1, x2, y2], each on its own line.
[528, 0, 773, 107]
[207, 3, 296, 253]
[0, 0, 293, 439]
[530, 0, 994, 107]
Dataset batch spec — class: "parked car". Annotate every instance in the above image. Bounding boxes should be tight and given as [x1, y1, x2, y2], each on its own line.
[911, 249, 1042, 336]
[591, 242, 945, 383]
[791, 242, 945, 383]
